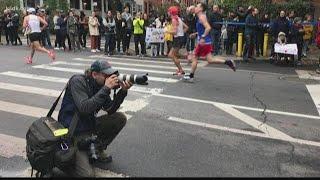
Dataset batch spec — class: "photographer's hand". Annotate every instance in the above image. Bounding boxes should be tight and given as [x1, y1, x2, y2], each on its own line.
[120, 80, 133, 90]
[105, 74, 119, 89]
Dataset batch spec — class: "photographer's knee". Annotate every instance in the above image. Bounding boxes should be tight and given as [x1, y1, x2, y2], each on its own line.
[116, 112, 127, 127]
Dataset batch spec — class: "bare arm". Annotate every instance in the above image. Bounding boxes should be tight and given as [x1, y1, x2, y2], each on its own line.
[23, 16, 28, 28]
[200, 14, 211, 37]
[38, 16, 48, 30]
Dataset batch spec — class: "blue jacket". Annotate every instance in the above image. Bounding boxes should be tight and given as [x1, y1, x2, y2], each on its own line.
[244, 14, 258, 35]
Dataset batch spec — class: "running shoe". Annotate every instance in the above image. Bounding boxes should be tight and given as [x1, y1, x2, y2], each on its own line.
[183, 73, 194, 83]
[48, 50, 56, 61]
[25, 56, 32, 64]
[225, 60, 236, 72]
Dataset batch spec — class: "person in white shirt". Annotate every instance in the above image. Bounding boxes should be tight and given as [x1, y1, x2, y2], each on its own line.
[103, 10, 116, 56]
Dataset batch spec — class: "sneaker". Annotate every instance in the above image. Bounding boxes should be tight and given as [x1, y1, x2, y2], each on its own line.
[25, 56, 32, 64]
[54, 47, 59, 50]
[183, 74, 194, 82]
[91, 49, 97, 53]
[97, 150, 113, 164]
[225, 60, 236, 72]
[48, 50, 56, 61]
[96, 49, 101, 52]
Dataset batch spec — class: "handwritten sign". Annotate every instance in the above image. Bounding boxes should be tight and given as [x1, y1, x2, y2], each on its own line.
[146, 28, 164, 43]
[274, 43, 298, 55]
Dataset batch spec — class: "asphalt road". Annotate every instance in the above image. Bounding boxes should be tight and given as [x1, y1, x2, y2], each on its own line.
[0, 45, 319, 177]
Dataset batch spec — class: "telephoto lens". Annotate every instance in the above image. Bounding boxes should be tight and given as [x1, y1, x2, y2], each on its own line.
[118, 73, 149, 85]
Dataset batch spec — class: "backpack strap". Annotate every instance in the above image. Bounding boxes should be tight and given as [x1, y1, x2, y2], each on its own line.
[46, 84, 67, 118]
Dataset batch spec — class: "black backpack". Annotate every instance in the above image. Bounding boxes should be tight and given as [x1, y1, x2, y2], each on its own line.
[26, 84, 79, 177]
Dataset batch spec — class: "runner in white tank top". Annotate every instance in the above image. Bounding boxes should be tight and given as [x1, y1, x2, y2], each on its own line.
[167, 6, 189, 76]
[23, 8, 55, 64]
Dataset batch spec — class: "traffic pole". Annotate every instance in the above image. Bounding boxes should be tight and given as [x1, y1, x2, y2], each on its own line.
[263, 33, 269, 58]
[237, 33, 243, 57]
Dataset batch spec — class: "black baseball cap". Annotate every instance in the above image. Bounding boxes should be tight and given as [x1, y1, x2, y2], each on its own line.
[90, 60, 118, 75]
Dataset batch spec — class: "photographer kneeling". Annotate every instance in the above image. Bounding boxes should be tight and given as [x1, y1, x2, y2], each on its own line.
[58, 60, 132, 177]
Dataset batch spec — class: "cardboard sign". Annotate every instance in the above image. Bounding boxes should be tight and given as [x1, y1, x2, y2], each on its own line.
[146, 28, 165, 43]
[274, 43, 298, 55]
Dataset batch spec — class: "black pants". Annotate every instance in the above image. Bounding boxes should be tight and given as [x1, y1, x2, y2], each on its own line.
[186, 35, 195, 52]
[5, 27, 13, 44]
[62, 112, 127, 177]
[105, 33, 115, 54]
[243, 34, 255, 61]
[66, 34, 72, 50]
[123, 29, 132, 53]
[134, 34, 145, 55]
[226, 31, 236, 55]
[57, 31, 67, 49]
[79, 30, 88, 48]
[166, 41, 173, 55]
[97, 34, 102, 50]
[0, 28, 2, 44]
[256, 32, 264, 56]
[41, 29, 52, 47]
[116, 33, 123, 52]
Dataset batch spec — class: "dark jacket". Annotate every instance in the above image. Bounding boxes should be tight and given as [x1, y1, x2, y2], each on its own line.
[11, 13, 19, 27]
[97, 15, 105, 35]
[272, 17, 290, 37]
[115, 17, 126, 37]
[58, 74, 127, 135]
[290, 24, 304, 45]
[185, 13, 196, 34]
[209, 12, 222, 31]
[0, 15, 4, 29]
[244, 14, 258, 35]
[57, 17, 67, 34]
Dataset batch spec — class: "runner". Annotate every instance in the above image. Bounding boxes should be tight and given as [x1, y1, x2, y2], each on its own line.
[23, 8, 55, 64]
[167, 6, 189, 76]
[183, 3, 236, 82]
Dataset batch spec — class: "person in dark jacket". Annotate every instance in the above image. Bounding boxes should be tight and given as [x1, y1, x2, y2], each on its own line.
[96, 11, 104, 51]
[209, 5, 222, 55]
[58, 60, 132, 177]
[115, 11, 126, 54]
[243, 8, 259, 62]
[185, 6, 197, 58]
[270, 10, 290, 59]
[103, 10, 116, 56]
[226, 11, 238, 55]
[57, 12, 68, 51]
[11, 11, 22, 46]
[4, 10, 14, 45]
[0, 13, 4, 45]
[290, 17, 304, 66]
[256, 13, 270, 57]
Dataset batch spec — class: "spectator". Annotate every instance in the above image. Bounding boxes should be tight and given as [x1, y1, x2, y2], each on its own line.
[226, 11, 238, 55]
[11, 11, 22, 46]
[122, 5, 133, 55]
[4, 10, 14, 45]
[53, 10, 61, 50]
[290, 17, 304, 66]
[154, 15, 166, 56]
[0, 11, 4, 45]
[316, 17, 320, 48]
[133, 11, 145, 57]
[39, 9, 51, 48]
[271, 10, 290, 59]
[243, 8, 259, 62]
[256, 13, 270, 57]
[115, 11, 126, 54]
[142, 13, 150, 54]
[209, 5, 223, 55]
[302, 14, 314, 57]
[103, 10, 116, 56]
[67, 10, 81, 52]
[56, 12, 68, 51]
[185, 6, 196, 59]
[79, 11, 89, 49]
[221, 25, 228, 53]
[96, 10, 104, 52]
[164, 16, 174, 56]
[88, 11, 100, 53]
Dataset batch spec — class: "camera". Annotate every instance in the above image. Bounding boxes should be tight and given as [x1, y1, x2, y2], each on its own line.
[77, 134, 99, 164]
[113, 71, 149, 85]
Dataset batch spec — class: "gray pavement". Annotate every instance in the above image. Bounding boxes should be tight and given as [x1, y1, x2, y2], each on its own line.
[0, 44, 320, 177]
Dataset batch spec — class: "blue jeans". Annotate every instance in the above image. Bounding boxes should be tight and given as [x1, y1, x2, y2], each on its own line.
[105, 33, 115, 54]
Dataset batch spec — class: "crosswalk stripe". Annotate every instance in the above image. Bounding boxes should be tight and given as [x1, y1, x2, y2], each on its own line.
[0, 71, 178, 83]
[74, 57, 185, 65]
[90, 55, 190, 63]
[70, 58, 177, 69]
[33, 64, 173, 75]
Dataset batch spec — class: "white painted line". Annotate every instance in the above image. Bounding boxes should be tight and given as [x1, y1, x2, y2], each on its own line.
[214, 104, 293, 140]
[90, 55, 190, 64]
[33, 64, 173, 75]
[0, 71, 69, 83]
[306, 85, 320, 115]
[296, 70, 320, 81]
[0, 71, 177, 83]
[168, 116, 269, 138]
[59, 59, 177, 70]
[74, 57, 178, 65]
[167, 116, 320, 148]
[152, 93, 320, 120]
[0, 133, 26, 158]
[0, 100, 59, 119]
[0, 82, 62, 97]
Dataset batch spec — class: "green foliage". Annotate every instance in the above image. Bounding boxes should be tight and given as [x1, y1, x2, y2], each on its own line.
[0, 0, 20, 13]
[211, 0, 312, 19]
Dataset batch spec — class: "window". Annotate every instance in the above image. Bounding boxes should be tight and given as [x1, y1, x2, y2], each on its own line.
[82, 0, 91, 10]
[70, 0, 80, 9]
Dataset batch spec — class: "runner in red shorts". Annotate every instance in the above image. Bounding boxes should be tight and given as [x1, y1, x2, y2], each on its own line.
[183, 3, 236, 82]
